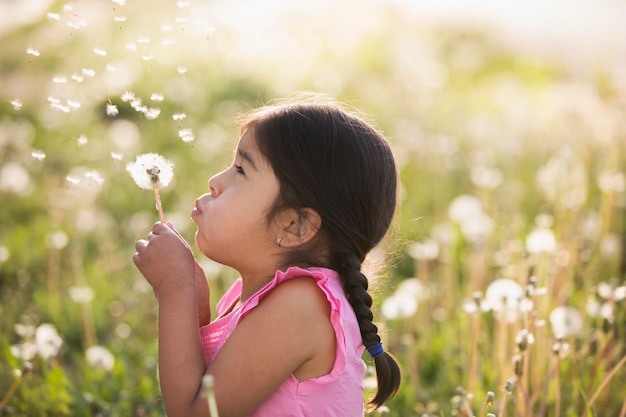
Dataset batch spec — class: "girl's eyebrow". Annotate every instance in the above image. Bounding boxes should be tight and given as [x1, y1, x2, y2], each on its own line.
[237, 148, 257, 170]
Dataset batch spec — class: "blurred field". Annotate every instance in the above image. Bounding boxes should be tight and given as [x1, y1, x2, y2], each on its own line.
[1, 1, 625, 416]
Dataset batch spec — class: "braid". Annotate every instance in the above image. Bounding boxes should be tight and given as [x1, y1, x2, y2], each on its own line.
[336, 254, 401, 410]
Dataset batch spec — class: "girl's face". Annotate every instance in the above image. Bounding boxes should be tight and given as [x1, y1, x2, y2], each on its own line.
[191, 127, 282, 277]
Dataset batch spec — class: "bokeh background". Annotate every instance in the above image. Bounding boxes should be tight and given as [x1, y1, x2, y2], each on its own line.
[1, 0, 625, 416]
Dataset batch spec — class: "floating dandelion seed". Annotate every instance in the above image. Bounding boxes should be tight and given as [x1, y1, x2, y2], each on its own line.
[126, 153, 174, 223]
[114, 15, 127, 22]
[52, 75, 67, 84]
[178, 128, 195, 142]
[161, 24, 174, 32]
[125, 43, 137, 52]
[47, 12, 61, 20]
[111, 152, 123, 160]
[67, 100, 81, 110]
[142, 54, 154, 61]
[93, 47, 107, 57]
[173, 112, 186, 121]
[106, 103, 119, 116]
[150, 93, 164, 102]
[137, 36, 150, 44]
[112, 0, 126, 5]
[177, 66, 187, 74]
[31, 150, 46, 161]
[26, 48, 40, 57]
[106, 63, 117, 72]
[77, 135, 88, 147]
[144, 108, 161, 120]
[162, 38, 175, 46]
[71, 73, 84, 83]
[121, 91, 135, 102]
[82, 68, 96, 77]
[10, 99, 23, 111]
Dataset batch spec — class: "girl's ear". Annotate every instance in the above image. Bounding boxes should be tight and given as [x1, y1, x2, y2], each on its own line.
[278, 208, 322, 248]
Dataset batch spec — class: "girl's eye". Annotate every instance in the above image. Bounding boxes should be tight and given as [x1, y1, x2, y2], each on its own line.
[234, 164, 244, 174]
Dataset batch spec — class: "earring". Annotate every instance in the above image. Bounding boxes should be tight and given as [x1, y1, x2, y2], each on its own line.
[276, 236, 283, 247]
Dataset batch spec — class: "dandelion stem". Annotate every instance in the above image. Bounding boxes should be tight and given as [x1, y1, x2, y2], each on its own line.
[203, 375, 219, 417]
[0, 372, 23, 409]
[587, 352, 626, 408]
[153, 185, 165, 223]
[468, 311, 480, 396]
[619, 393, 626, 417]
[554, 354, 561, 417]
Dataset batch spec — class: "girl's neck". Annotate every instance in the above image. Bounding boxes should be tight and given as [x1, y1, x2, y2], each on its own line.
[239, 271, 276, 302]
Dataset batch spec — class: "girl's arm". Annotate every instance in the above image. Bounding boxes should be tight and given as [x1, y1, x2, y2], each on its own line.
[133, 222, 210, 415]
[134, 223, 334, 417]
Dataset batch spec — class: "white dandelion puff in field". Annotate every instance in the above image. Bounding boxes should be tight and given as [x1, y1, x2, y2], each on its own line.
[26, 47, 40, 57]
[549, 306, 583, 339]
[173, 112, 186, 121]
[381, 291, 418, 320]
[10, 99, 23, 110]
[86, 346, 115, 371]
[485, 278, 525, 322]
[525, 227, 557, 254]
[35, 324, 63, 359]
[126, 153, 174, 222]
[31, 150, 46, 161]
[69, 285, 95, 304]
[93, 47, 107, 57]
[407, 239, 439, 261]
[106, 103, 119, 117]
[598, 171, 625, 193]
[179, 128, 195, 142]
[150, 93, 164, 102]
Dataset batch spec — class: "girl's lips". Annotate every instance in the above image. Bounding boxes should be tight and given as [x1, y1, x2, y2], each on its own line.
[191, 200, 202, 217]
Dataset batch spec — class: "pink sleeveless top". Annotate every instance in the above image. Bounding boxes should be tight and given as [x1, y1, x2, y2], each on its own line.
[199, 266, 366, 416]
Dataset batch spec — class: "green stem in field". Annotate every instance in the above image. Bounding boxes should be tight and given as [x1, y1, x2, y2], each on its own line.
[0, 367, 27, 410]
[587, 353, 626, 408]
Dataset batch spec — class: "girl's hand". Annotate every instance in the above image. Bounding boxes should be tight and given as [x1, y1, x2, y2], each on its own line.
[133, 222, 196, 296]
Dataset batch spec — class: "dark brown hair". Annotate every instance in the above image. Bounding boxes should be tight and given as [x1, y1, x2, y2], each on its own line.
[240, 94, 401, 409]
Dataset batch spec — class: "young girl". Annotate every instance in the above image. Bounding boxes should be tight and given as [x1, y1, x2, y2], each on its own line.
[132, 95, 401, 417]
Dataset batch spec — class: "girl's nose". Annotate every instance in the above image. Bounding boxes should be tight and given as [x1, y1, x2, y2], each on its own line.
[207, 169, 226, 196]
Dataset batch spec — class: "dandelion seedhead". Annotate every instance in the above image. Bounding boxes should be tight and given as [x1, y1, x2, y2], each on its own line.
[126, 153, 174, 222]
